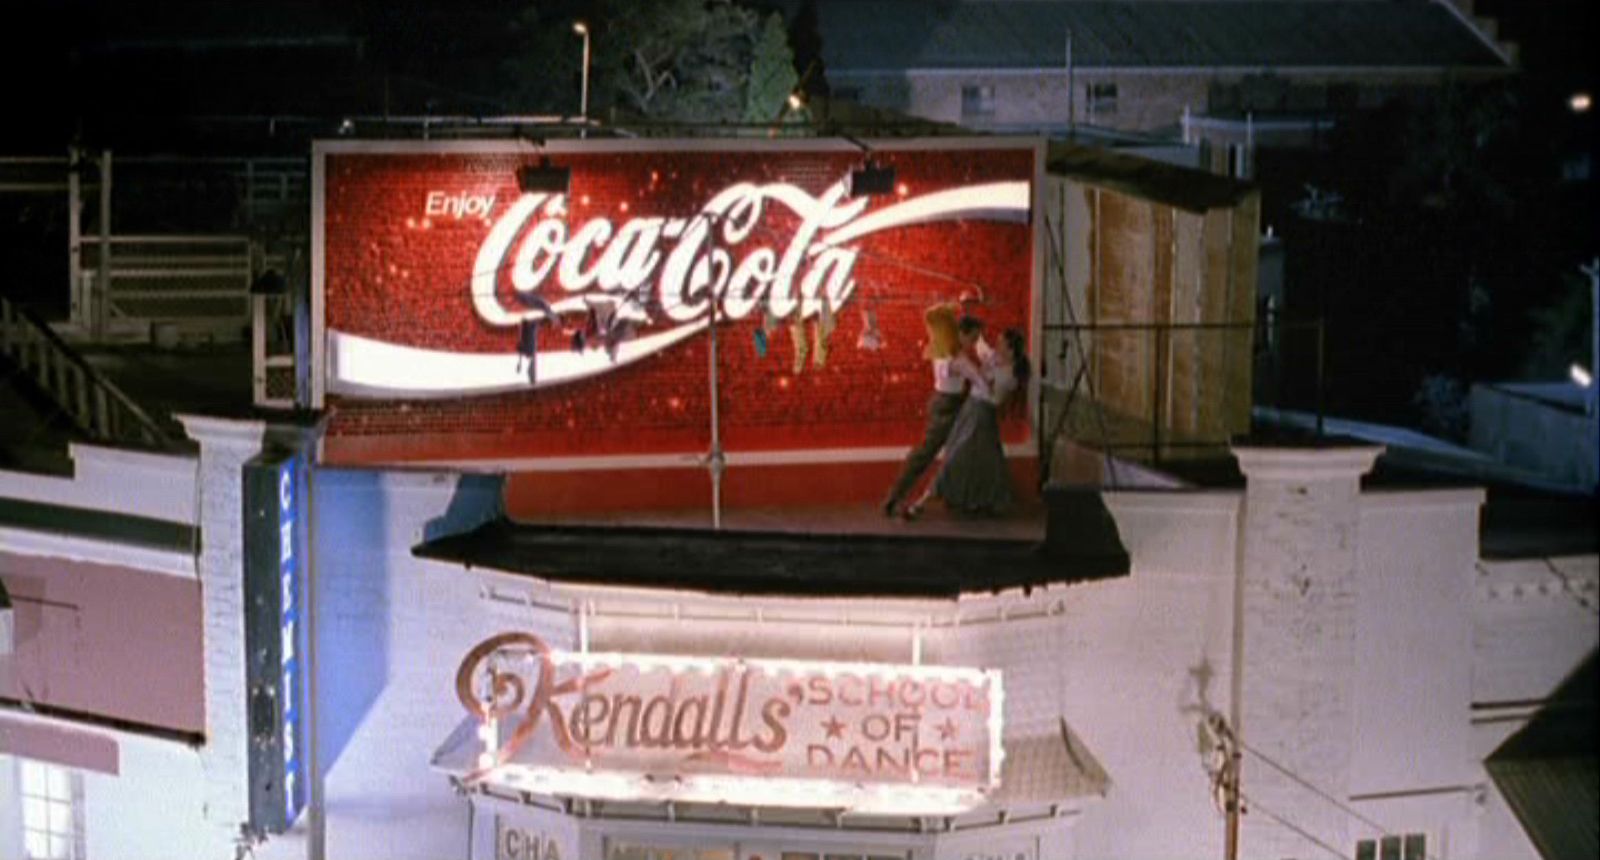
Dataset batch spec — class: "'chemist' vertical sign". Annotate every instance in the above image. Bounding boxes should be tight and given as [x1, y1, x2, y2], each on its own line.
[244, 452, 308, 833]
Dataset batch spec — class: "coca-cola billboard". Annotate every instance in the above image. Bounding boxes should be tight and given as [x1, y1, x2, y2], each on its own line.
[315, 140, 1040, 466]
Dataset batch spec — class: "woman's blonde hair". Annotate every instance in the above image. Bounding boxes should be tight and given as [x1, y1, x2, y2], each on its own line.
[922, 302, 961, 360]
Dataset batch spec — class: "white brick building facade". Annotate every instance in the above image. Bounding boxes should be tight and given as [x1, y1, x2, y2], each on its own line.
[3, 431, 1593, 859]
[274, 444, 1591, 859]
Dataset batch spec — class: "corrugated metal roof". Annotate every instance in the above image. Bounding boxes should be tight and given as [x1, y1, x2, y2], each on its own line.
[819, 1, 1506, 72]
[1485, 652, 1599, 860]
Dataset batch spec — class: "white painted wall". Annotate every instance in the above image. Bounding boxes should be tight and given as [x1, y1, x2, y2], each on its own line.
[310, 467, 521, 860]
[0, 443, 197, 525]
[178, 415, 266, 853]
[83, 734, 222, 860]
[0, 442, 199, 576]
[2, 736, 228, 860]
[1342, 490, 1486, 858]
[1472, 555, 1598, 706]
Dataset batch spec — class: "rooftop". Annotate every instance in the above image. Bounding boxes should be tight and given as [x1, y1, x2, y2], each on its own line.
[817, 1, 1509, 74]
[3, 336, 1593, 561]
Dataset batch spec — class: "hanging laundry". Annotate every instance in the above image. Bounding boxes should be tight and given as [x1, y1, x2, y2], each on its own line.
[516, 318, 540, 384]
[812, 296, 837, 368]
[604, 320, 636, 363]
[587, 295, 617, 336]
[856, 307, 885, 351]
[790, 314, 809, 374]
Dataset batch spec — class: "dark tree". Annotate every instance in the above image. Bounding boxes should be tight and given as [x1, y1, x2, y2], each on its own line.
[504, 0, 798, 125]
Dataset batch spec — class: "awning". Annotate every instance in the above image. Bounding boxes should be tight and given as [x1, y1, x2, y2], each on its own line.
[0, 711, 120, 776]
[990, 719, 1109, 807]
[1485, 652, 1598, 860]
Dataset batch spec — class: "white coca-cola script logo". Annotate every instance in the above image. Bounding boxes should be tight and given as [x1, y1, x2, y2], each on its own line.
[475, 181, 864, 329]
[329, 179, 1029, 398]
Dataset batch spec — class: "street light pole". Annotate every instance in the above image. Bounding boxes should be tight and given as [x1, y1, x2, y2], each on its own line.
[573, 21, 591, 137]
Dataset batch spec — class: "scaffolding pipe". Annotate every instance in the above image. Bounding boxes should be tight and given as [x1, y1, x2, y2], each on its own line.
[707, 299, 725, 530]
[96, 150, 112, 339]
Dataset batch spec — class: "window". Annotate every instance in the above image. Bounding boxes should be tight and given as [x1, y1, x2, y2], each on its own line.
[1087, 82, 1118, 115]
[606, 844, 732, 860]
[19, 761, 84, 860]
[1355, 833, 1427, 860]
[961, 84, 996, 120]
[780, 854, 904, 860]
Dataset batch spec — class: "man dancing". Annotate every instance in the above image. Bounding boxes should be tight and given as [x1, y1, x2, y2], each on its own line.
[882, 304, 983, 517]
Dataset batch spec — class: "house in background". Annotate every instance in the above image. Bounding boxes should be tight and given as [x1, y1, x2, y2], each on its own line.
[815, 0, 1513, 175]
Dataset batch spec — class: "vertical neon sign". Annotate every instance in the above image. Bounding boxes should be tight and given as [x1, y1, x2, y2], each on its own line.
[277, 457, 304, 825]
[245, 452, 307, 833]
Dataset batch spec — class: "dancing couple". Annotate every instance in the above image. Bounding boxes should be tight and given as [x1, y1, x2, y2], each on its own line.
[882, 302, 1031, 520]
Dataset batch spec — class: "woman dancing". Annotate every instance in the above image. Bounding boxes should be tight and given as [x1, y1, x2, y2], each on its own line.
[903, 328, 1031, 518]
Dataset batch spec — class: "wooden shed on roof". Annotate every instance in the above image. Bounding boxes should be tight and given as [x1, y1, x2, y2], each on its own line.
[1041, 142, 1259, 478]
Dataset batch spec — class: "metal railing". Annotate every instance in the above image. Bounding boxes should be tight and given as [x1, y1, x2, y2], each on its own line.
[0, 293, 177, 450]
[75, 235, 254, 341]
[1038, 318, 1324, 477]
[116, 155, 308, 226]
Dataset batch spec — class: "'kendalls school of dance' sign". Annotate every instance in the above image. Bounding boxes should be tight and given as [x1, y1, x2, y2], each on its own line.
[448, 631, 1004, 815]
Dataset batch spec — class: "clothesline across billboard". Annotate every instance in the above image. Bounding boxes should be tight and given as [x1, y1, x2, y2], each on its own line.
[315, 139, 1042, 462]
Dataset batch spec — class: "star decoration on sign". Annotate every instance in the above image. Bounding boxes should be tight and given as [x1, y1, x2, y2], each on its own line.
[822, 717, 847, 740]
[937, 717, 959, 742]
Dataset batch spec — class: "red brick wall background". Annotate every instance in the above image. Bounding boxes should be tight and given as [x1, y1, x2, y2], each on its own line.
[322, 145, 1035, 464]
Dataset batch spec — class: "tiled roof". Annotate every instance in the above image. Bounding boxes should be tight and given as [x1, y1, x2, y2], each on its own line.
[819, 1, 1507, 72]
[991, 718, 1111, 804]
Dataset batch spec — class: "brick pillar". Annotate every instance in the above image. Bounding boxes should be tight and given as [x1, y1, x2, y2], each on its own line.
[1232, 444, 1381, 860]
[178, 415, 268, 856]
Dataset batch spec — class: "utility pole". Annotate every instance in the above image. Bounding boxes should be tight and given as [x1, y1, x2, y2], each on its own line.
[1207, 712, 1244, 860]
[1065, 29, 1075, 138]
[573, 21, 591, 138]
[1583, 257, 1598, 418]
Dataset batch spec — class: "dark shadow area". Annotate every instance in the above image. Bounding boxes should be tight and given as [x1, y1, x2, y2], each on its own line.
[421, 472, 506, 543]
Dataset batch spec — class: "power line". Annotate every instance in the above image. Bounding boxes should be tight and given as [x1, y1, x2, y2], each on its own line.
[1238, 792, 1350, 860]
[1237, 737, 1444, 860]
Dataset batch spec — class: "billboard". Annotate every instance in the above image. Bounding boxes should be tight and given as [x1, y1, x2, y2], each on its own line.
[314, 139, 1041, 469]
[438, 631, 1003, 815]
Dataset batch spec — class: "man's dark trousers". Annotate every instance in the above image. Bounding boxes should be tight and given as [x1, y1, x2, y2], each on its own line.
[884, 391, 966, 509]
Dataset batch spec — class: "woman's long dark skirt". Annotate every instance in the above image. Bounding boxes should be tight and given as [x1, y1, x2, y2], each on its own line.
[934, 399, 1014, 514]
